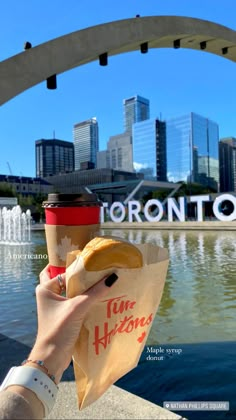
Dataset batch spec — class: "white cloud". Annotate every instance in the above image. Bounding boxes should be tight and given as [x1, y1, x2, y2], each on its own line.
[133, 162, 148, 171]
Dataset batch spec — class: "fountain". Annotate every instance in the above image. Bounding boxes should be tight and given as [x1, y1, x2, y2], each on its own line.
[0, 205, 31, 244]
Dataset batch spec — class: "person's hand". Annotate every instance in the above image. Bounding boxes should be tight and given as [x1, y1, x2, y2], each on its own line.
[28, 265, 118, 384]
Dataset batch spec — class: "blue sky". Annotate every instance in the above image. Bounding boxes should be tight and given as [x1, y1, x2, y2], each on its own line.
[1, 0, 236, 177]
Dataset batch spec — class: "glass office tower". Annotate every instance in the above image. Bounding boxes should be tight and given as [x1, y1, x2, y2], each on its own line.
[123, 95, 150, 133]
[219, 137, 236, 192]
[166, 113, 219, 190]
[73, 118, 99, 170]
[133, 118, 167, 181]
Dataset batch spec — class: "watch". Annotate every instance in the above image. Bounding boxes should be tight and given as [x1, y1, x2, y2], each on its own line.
[0, 366, 58, 417]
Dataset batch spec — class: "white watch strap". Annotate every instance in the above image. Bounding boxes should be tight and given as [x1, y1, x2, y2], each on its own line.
[0, 366, 58, 417]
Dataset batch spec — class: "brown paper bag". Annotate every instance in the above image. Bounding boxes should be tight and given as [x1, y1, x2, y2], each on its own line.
[66, 242, 169, 410]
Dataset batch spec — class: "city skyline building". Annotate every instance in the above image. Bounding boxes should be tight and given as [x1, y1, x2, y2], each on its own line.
[35, 138, 74, 177]
[97, 132, 133, 172]
[123, 95, 150, 134]
[44, 168, 143, 203]
[132, 118, 167, 181]
[96, 150, 107, 170]
[198, 156, 219, 185]
[166, 112, 219, 190]
[73, 117, 99, 170]
[0, 174, 52, 197]
[219, 137, 236, 192]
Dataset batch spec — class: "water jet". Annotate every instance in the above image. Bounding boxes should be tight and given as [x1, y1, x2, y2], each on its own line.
[0, 205, 31, 244]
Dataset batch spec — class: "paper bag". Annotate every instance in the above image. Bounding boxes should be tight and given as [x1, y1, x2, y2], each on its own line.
[66, 242, 169, 409]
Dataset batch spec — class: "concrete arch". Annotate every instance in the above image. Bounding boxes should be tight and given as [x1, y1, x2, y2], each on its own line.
[1, 15, 236, 106]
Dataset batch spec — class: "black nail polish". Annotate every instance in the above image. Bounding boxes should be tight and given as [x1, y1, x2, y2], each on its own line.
[105, 273, 118, 287]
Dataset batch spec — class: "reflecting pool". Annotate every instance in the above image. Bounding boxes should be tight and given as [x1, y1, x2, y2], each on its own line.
[102, 228, 236, 345]
[1, 228, 236, 419]
[1, 229, 236, 345]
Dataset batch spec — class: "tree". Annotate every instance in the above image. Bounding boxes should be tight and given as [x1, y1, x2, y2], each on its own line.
[31, 193, 48, 222]
[142, 189, 170, 204]
[173, 182, 216, 198]
[17, 193, 48, 222]
[142, 182, 215, 204]
[0, 183, 15, 197]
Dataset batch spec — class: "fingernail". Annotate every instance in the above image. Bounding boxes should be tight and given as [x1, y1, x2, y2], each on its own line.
[105, 273, 118, 287]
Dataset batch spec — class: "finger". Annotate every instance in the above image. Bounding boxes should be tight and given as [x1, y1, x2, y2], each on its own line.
[73, 273, 118, 310]
[39, 264, 51, 284]
[42, 273, 66, 295]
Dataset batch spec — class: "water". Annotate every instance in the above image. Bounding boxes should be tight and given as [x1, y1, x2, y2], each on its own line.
[0, 231, 47, 343]
[103, 228, 236, 420]
[0, 228, 236, 419]
[0, 205, 31, 244]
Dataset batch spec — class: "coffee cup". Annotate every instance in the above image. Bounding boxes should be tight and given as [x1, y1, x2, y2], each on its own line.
[42, 193, 102, 278]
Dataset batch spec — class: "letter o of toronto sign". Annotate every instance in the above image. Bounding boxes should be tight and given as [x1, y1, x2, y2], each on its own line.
[109, 202, 126, 223]
[144, 199, 164, 222]
[212, 194, 236, 221]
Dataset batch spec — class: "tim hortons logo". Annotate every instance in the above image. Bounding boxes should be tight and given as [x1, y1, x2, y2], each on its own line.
[93, 295, 153, 355]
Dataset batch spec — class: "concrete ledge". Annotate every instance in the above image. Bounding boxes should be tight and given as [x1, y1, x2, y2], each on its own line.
[0, 335, 184, 419]
[32, 221, 236, 232]
[48, 381, 184, 420]
[102, 221, 236, 230]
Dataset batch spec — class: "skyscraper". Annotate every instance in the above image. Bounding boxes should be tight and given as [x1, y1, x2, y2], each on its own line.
[73, 118, 99, 170]
[97, 132, 133, 172]
[219, 137, 236, 192]
[35, 139, 74, 177]
[123, 95, 150, 133]
[166, 113, 219, 190]
[132, 118, 167, 181]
